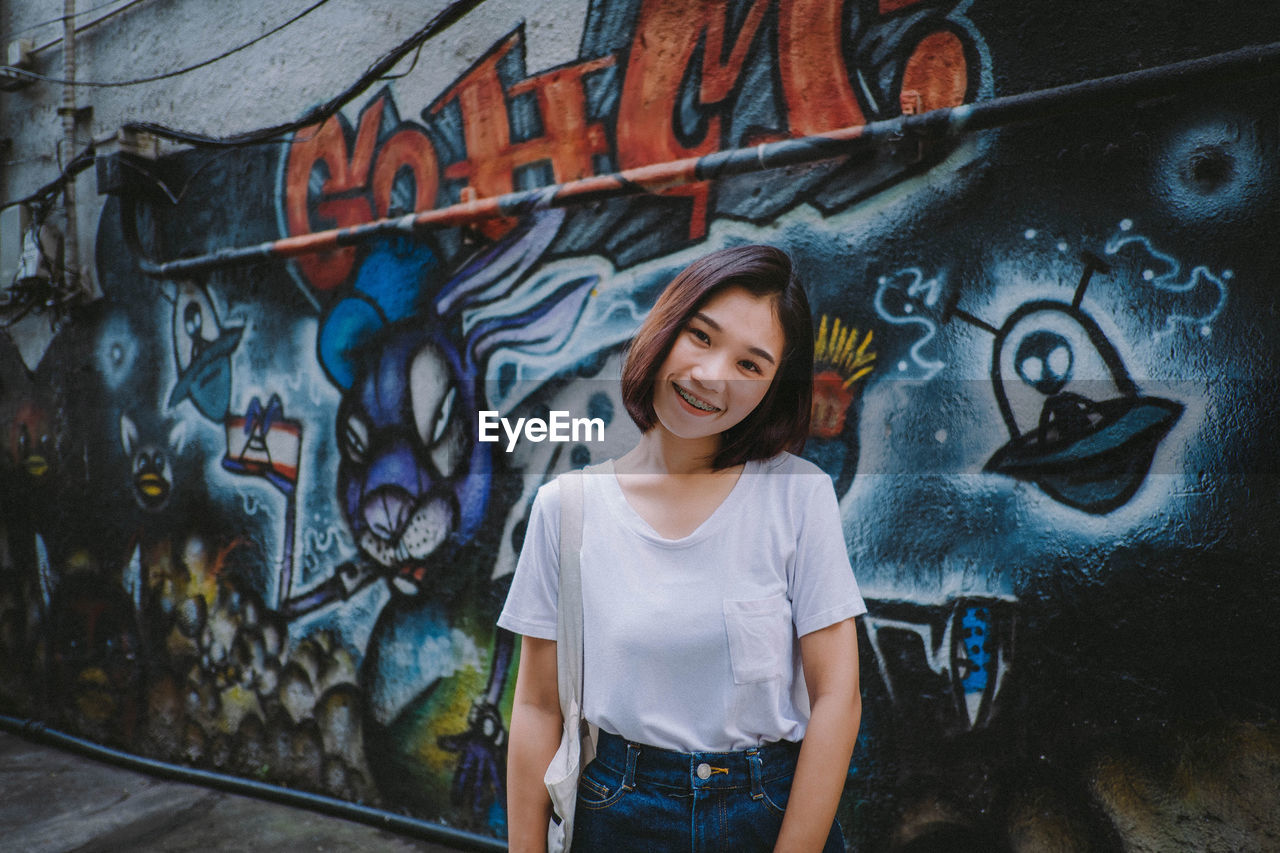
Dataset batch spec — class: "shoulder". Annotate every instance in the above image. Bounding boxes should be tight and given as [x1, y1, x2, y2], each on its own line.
[522, 477, 563, 548]
[747, 450, 839, 517]
[534, 462, 608, 524]
[756, 452, 835, 499]
[758, 450, 828, 478]
[534, 475, 563, 517]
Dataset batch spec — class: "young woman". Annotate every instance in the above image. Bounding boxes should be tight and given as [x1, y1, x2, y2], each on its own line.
[500, 245, 864, 852]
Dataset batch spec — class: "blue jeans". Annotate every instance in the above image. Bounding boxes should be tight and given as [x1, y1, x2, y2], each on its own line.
[570, 730, 844, 852]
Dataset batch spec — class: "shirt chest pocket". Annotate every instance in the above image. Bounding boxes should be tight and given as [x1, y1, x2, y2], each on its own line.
[723, 594, 792, 685]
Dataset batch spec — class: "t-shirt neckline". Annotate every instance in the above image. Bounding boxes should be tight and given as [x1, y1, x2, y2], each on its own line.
[599, 457, 760, 548]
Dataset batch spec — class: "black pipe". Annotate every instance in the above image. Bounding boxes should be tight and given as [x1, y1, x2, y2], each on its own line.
[125, 38, 1280, 278]
[0, 713, 507, 852]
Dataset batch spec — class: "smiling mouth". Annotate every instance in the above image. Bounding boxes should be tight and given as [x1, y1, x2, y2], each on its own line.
[673, 382, 720, 413]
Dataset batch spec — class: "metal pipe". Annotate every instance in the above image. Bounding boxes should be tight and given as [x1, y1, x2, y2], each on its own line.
[138, 39, 1280, 279]
[61, 0, 80, 290]
[0, 713, 507, 851]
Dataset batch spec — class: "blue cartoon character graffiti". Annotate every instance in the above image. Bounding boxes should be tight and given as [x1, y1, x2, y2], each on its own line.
[317, 210, 595, 827]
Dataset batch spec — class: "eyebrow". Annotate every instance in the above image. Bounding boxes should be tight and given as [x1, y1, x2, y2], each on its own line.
[691, 311, 778, 366]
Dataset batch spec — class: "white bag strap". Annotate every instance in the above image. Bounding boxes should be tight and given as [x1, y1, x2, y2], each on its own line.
[555, 467, 586, 715]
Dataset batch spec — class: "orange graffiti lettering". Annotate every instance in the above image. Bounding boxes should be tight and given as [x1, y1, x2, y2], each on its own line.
[434, 34, 613, 239]
[371, 127, 440, 223]
[279, 1, 980, 277]
[900, 30, 969, 113]
[285, 98, 384, 291]
[285, 97, 444, 292]
[617, 0, 771, 239]
[880, 0, 926, 12]
[778, 0, 866, 135]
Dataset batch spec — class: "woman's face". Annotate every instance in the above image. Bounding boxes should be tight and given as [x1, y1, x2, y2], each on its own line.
[651, 286, 786, 445]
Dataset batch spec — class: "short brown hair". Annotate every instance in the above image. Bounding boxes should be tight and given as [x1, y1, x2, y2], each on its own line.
[621, 245, 814, 469]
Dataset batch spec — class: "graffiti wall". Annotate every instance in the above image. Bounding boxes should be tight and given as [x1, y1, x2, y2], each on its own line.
[2, 0, 1279, 848]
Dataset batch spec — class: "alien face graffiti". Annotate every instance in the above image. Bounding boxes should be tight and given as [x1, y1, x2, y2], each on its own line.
[983, 300, 1182, 514]
[166, 281, 244, 422]
[336, 325, 488, 597]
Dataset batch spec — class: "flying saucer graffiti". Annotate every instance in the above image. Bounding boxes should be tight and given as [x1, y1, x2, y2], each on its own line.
[983, 297, 1182, 514]
[951, 254, 1184, 514]
[165, 281, 244, 422]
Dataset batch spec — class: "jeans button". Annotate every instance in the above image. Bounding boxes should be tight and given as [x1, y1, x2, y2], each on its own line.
[696, 763, 711, 780]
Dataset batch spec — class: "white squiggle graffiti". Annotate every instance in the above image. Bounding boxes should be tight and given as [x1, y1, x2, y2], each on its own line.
[240, 492, 262, 516]
[873, 267, 946, 380]
[1105, 221, 1230, 338]
[302, 525, 348, 557]
[306, 526, 336, 552]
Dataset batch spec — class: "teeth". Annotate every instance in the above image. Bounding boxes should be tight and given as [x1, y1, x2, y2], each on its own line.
[675, 383, 718, 412]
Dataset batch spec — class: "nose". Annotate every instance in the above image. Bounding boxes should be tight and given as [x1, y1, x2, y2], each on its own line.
[361, 485, 414, 539]
[689, 350, 732, 389]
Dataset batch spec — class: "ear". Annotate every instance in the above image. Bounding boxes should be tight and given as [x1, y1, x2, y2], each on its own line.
[169, 420, 187, 454]
[121, 413, 137, 456]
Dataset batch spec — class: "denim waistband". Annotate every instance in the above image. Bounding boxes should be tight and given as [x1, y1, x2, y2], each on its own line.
[592, 729, 801, 793]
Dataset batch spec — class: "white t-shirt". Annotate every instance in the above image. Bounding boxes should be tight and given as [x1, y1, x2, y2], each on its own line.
[497, 451, 866, 752]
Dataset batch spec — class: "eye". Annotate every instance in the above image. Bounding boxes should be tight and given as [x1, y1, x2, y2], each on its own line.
[340, 412, 370, 463]
[1015, 331, 1073, 395]
[18, 425, 29, 457]
[688, 327, 711, 344]
[409, 344, 456, 447]
[183, 302, 203, 338]
[430, 385, 456, 445]
[738, 359, 762, 375]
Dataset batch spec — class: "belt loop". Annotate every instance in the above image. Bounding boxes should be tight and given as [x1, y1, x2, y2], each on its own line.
[622, 743, 640, 790]
[746, 748, 764, 800]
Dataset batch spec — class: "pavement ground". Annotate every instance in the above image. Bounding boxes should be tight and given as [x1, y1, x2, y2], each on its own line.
[0, 730, 478, 852]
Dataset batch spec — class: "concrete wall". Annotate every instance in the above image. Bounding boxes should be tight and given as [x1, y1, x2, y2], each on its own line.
[2, 0, 1278, 848]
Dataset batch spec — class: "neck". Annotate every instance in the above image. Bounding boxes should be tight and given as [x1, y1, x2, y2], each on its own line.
[619, 426, 723, 476]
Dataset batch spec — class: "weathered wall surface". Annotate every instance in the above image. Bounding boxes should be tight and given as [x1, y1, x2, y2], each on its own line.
[2, 0, 1279, 849]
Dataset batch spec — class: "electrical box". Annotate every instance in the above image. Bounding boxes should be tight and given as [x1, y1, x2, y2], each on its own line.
[1, 39, 34, 92]
[6, 39, 33, 66]
[0, 204, 29, 294]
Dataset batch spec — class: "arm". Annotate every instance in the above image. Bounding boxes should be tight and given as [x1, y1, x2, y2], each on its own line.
[774, 617, 861, 853]
[506, 635, 563, 853]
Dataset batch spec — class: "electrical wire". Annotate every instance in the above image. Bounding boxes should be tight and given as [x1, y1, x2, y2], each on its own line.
[3, 0, 335, 88]
[31, 0, 152, 55]
[122, 0, 486, 147]
[0, 0, 483, 209]
[2, 0, 141, 40]
[380, 41, 424, 80]
[0, 137, 104, 213]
